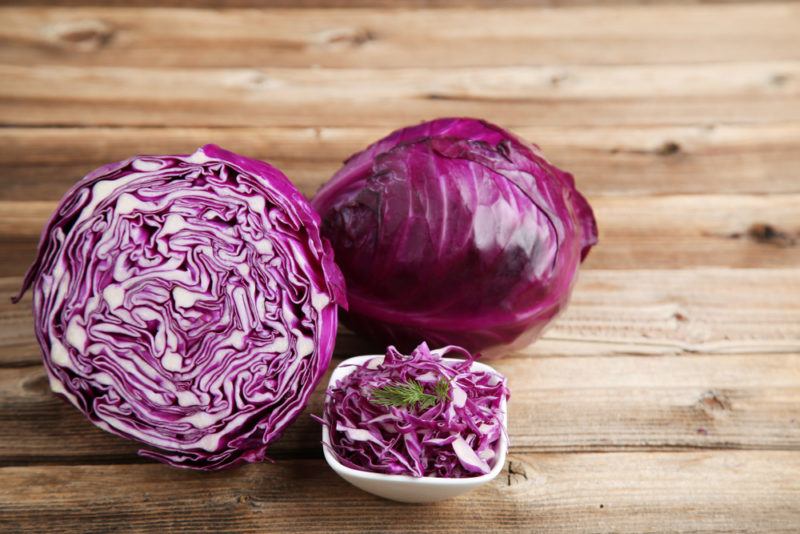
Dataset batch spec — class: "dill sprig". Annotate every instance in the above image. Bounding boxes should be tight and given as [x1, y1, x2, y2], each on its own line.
[371, 378, 450, 410]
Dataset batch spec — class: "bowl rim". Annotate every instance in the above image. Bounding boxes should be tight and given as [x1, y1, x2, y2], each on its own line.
[320, 353, 509, 486]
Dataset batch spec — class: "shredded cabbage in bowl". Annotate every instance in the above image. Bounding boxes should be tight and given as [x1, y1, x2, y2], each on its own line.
[318, 343, 509, 478]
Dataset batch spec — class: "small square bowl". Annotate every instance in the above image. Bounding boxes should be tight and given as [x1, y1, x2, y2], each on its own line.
[321, 354, 508, 503]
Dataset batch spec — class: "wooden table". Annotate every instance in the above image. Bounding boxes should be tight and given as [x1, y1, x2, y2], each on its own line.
[1, 1, 799, 532]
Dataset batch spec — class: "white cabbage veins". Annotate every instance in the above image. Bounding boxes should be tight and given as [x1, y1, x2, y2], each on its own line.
[17, 145, 344, 470]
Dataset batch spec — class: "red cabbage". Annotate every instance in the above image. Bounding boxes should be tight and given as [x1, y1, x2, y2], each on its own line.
[15, 144, 346, 470]
[312, 118, 598, 355]
[319, 343, 509, 478]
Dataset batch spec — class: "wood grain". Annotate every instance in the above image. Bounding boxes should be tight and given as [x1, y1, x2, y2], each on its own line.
[536, 268, 800, 357]
[2, 193, 799, 276]
[1, 5, 798, 68]
[1, 1, 799, 530]
[2, 124, 800, 201]
[1, 62, 797, 128]
[1, 352, 798, 464]
[586, 194, 800, 269]
[3, 270, 799, 463]
[0, 0, 768, 8]
[1, 452, 798, 533]
[5, 269, 800, 367]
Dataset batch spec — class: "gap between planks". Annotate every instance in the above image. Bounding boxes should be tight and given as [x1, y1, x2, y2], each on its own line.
[1, 195, 799, 274]
[4, 269, 797, 460]
[1, 352, 798, 464]
[4, 268, 800, 366]
[2, 124, 800, 198]
[0, 0, 776, 8]
[0, 4, 798, 68]
[1, 61, 798, 128]
[0, 452, 798, 533]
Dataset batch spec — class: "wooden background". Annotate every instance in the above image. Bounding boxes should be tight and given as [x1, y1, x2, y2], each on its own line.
[1, 0, 799, 532]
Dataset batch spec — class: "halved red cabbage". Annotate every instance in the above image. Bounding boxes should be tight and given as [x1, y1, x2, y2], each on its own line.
[312, 118, 598, 355]
[319, 343, 509, 478]
[15, 145, 346, 470]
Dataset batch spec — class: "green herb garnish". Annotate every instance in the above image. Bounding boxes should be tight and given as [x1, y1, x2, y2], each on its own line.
[371, 378, 450, 410]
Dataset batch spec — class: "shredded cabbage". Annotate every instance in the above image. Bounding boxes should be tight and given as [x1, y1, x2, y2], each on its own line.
[319, 343, 509, 478]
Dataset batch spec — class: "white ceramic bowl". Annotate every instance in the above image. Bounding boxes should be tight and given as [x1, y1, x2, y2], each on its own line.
[321, 354, 508, 503]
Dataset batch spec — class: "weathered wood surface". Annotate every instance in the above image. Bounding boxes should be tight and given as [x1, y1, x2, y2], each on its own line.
[2, 352, 799, 464]
[2, 5, 798, 68]
[1, 452, 799, 533]
[2, 194, 799, 275]
[5, 270, 799, 366]
[1, 1, 799, 532]
[3, 267, 799, 464]
[2, 62, 798, 128]
[0, 0, 771, 8]
[2, 125, 800, 199]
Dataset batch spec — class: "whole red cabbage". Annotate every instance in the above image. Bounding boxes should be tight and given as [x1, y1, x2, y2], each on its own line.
[320, 343, 509, 478]
[15, 145, 346, 470]
[312, 118, 598, 355]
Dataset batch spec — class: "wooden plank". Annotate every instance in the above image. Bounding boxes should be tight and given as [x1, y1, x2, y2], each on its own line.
[1, 5, 798, 68]
[585, 194, 800, 269]
[0, 239, 37, 281]
[5, 267, 796, 460]
[2, 193, 799, 276]
[1, 351, 798, 463]
[535, 268, 800, 357]
[0, 0, 767, 8]
[0, 278, 37, 367]
[1, 62, 798, 128]
[2, 124, 800, 201]
[1, 452, 798, 532]
[5, 269, 800, 367]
